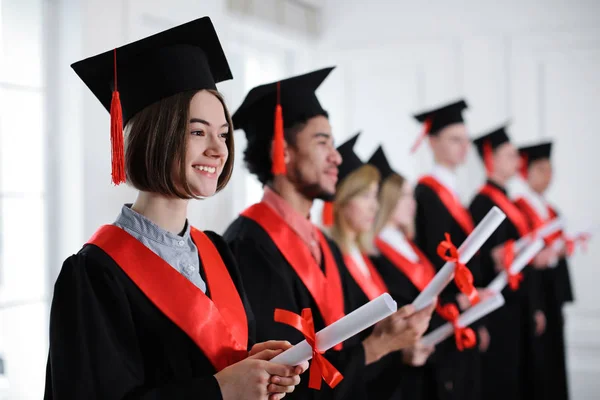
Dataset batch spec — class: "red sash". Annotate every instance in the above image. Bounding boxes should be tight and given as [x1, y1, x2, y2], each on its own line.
[88, 225, 248, 372]
[343, 253, 388, 301]
[419, 175, 474, 235]
[479, 184, 530, 237]
[241, 203, 346, 343]
[375, 237, 436, 292]
[515, 197, 562, 243]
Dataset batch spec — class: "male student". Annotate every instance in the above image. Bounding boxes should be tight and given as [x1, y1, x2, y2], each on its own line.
[223, 67, 435, 399]
[515, 141, 573, 400]
[411, 100, 483, 400]
[469, 125, 549, 400]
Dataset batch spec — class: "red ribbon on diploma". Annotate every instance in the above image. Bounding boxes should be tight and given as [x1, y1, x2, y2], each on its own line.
[503, 240, 523, 291]
[274, 308, 343, 390]
[436, 303, 477, 351]
[565, 233, 591, 256]
[437, 233, 480, 305]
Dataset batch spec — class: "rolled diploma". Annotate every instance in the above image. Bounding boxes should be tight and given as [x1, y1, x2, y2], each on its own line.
[270, 293, 397, 366]
[420, 293, 505, 347]
[513, 218, 563, 253]
[412, 206, 506, 311]
[487, 238, 544, 292]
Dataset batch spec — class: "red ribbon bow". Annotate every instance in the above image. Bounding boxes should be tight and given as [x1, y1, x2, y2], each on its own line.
[274, 308, 343, 390]
[436, 303, 477, 351]
[503, 240, 523, 291]
[565, 233, 591, 256]
[437, 233, 480, 305]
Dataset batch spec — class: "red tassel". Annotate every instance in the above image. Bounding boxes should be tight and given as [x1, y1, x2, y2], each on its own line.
[410, 118, 432, 153]
[520, 153, 528, 180]
[271, 81, 286, 175]
[483, 140, 493, 176]
[322, 201, 334, 227]
[110, 48, 126, 185]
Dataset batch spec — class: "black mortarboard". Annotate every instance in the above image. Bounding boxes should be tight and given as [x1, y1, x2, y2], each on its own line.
[368, 146, 395, 181]
[71, 17, 231, 185]
[472, 124, 512, 159]
[232, 67, 334, 140]
[410, 99, 468, 152]
[519, 142, 553, 166]
[413, 99, 468, 134]
[337, 132, 364, 185]
[72, 17, 232, 125]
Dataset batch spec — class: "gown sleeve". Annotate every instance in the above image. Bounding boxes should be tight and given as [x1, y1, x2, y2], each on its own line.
[44, 251, 222, 400]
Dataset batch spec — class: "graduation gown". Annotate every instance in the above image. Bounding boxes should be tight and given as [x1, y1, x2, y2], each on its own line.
[44, 225, 254, 400]
[223, 203, 402, 400]
[469, 180, 544, 400]
[515, 197, 572, 400]
[414, 175, 482, 400]
[370, 231, 438, 400]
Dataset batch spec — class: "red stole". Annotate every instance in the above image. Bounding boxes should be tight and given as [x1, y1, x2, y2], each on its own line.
[343, 252, 388, 301]
[241, 203, 346, 342]
[87, 225, 248, 372]
[479, 184, 530, 236]
[419, 175, 475, 235]
[515, 197, 562, 243]
[375, 237, 436, 292]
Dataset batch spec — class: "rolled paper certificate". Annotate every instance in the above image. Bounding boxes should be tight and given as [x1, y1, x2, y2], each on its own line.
[421, 293, 505, 347]
[487, 238, 544, 292]
[513, 217, 564, 253]
[271, 293, 397, 366]
[412, 206, 506, 311]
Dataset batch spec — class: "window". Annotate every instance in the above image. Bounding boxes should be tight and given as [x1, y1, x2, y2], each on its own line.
[0, 0, 47, 399]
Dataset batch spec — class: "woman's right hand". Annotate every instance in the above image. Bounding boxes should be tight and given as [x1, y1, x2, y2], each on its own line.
[214, 349, 303, 400]
[363, 302, 435, 364]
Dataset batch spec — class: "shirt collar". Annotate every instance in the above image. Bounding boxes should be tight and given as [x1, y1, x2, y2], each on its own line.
[521, 185, 550, 219]
[262, 186, 318, 244]
[431, 164, 458, 196]
[115, 204, 193, 249]
[486, 179, 508, 195]
[379, 226, 419, 262]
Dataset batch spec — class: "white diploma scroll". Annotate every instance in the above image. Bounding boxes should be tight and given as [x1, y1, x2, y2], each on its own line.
[487, 238, 544, 292]
[271, 293, 397, 366]
[420, 293, 505, 347]
[412, 206, 506, 311]
[513, 218, 564, 253]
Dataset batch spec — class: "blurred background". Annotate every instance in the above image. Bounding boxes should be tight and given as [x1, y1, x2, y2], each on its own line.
[0, 0, 598, 398]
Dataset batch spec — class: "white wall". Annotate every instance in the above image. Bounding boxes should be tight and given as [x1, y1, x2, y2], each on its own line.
[315, 1, 600, 399]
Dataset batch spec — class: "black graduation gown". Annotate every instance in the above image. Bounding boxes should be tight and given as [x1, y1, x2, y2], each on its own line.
[522, 206, 572, 400]
[224, 215, 404, 400]
[414, 182, 482, 400]
[469, 181, 544, 400]
[44, 231, 255, 400]
[370, 246, 434, 400]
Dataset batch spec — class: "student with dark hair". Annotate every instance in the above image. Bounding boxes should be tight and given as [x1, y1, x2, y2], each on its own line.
[224, 68, 434, 399]
[44, 17, 306, 400]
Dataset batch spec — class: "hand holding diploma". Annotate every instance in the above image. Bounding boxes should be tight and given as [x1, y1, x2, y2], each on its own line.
[513, 217, 564, 253]
[412, 206, 506, 311]
[363, 301, 436, 365]
[420, 293, 505, 349]
[402, 342, 435, 367]
[270, 293, 399, 389]
[487, 238, 544, 293]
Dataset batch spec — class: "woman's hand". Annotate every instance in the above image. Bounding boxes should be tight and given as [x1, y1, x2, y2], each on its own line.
[215, 344, 306, 400]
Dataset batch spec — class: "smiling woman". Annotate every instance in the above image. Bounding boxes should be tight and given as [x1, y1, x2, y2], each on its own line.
[125, 89, 234, 199]
[44, 17, 308, 400]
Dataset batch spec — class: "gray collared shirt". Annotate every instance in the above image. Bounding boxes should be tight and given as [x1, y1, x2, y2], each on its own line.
[114, 204, 206, 293]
